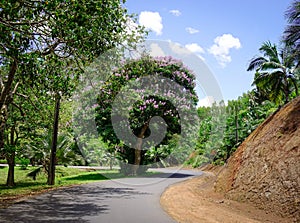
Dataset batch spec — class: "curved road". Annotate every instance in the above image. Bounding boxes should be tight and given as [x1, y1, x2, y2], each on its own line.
[0, 168, 202, 223]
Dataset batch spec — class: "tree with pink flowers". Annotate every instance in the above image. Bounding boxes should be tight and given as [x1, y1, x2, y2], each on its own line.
[96, 56, 198, 175]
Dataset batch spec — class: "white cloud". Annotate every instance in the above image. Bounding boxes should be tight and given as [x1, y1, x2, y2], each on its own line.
[185, 43, 205, 61]
[169, 9, 181, 16]
[208, 34, 241, 67]
[139, 11, 163, 36]
[149, 43, 165, 57]
[168, 42, 206, 60]
[186, 27, 199, 34]
[198, 96, 215, 107]
[170, 42, 191, 55]
[185, 43, 205, 54]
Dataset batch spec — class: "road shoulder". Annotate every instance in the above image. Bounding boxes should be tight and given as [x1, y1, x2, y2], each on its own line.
[160, 169, 293, 223]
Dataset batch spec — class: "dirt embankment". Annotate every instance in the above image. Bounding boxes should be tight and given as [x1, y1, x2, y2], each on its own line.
[215, 96, 300, 222]
[161, 97, 300, 222]
[161, 166, 294, 223]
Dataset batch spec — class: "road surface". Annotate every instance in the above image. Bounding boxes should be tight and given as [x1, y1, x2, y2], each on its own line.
[0, 168, 202, 223]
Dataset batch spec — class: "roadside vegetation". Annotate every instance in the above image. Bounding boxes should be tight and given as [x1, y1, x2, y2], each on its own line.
[0, 165, 122, 207]
[186, 0, 300, 167]
[0, 0, 299, 205]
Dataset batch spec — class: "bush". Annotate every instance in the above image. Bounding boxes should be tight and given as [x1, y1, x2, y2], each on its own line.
[19, 158, 30, 170]
[0, 159, 6, 164]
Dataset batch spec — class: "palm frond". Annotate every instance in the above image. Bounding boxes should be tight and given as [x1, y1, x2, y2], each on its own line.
[269, 70, 286, 79]
[282, 51, 296, 68]
[285, 0, 300, 23]
[284, 0, 300, 52]
[259, 41, 280, 63]
[27, 167, 43, 181]
[259, 61, 284, 71]
[253, 72, 273, 88]
[269, 79, 285, 104]
[247, 57, 267, 71]
[253, 70, 287, 104]
[284, 25, 300, 45]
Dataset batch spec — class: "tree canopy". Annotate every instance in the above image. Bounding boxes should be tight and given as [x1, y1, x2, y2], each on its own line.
[247, 41, 298, 105]
[96, 56, 198, 174]
[0, 0, 145, 185]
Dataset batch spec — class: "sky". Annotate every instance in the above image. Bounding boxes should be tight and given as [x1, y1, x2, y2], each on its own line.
[123, 0, 292, 106]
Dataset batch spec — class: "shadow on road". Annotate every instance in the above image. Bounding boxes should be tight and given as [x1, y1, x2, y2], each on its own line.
[144, 172, 194, 179]
[0, 185, 150, 223]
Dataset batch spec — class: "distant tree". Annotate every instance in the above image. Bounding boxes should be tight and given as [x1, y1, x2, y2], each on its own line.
[187, 103, 226, 167]
[187, 91, 278, 167]
[247, 41, 298, 105]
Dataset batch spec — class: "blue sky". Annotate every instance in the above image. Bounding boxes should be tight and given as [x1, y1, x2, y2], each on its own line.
[124, 0, 292, 105]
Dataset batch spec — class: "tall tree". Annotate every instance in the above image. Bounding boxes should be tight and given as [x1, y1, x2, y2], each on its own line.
[247, 41, 298, 105]
[2, 79, 52, 186]
[96, 56, 198, 175]
[0, 0, 145, 186]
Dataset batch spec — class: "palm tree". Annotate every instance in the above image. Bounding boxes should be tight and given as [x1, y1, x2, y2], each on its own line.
[25, 130, 83, 180]
[247, 41, 298, 105]
[284, 0, 300, 67]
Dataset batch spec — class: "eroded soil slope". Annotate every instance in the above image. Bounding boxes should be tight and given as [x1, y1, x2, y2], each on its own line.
[215, 96, 300, 222]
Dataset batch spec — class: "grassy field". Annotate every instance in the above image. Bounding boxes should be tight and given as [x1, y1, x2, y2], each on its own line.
[0, 165, 159, 207]
[0, 165, 123, 206]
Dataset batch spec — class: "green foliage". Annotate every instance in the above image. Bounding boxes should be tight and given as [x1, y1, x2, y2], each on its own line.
[19, 158, 30, 170]
[247, 41, 299, 105]
[0, 0, 146, 185]
[145, 134, 188, 167]
[284, 0, 300, 66]
[24, 130, 83, 168]
[188, 91, 278, 167]
[188, 3, 300, 167]
[78, 135, 117, 167]
[96, 56, 198, 173]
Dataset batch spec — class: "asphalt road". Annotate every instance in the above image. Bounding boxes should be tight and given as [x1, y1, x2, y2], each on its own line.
[0, 168, 202, 223]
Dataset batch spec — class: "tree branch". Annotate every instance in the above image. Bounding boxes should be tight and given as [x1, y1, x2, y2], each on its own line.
[0, 18, 46, 26]
[40, 41, 61, 56]
[0, 59, 18, 108]
[11, 102, 25, 117]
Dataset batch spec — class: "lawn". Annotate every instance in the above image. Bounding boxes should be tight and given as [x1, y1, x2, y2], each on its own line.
[0, 165, 159, 207]
[0, 166, 122, 207]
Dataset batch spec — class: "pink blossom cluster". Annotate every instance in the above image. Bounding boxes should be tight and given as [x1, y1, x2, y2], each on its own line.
[154, 56, 183, 67]
[138, 98, 167, 111]
[98, 55, 198, 114]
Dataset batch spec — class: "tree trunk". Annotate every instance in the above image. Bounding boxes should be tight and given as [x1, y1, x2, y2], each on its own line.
[0, 59, 17, 153]
[285, 88, 289, 104]
[284, 76, 289, 104]
[235, 105, 239, 145]
[109, 152, 113, 170]
[48, 94, 61, 185]
[6, 126, 16, 186]
[132, 124, 148, 175]
[6, 152, 15, 186]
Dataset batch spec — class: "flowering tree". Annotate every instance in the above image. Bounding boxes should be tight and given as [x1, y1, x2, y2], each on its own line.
[96, 56, 198, 175]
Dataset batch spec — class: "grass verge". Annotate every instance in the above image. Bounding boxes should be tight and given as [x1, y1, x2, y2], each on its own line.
[0, 166, 160, 208]
[0, 166, 122, 208]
